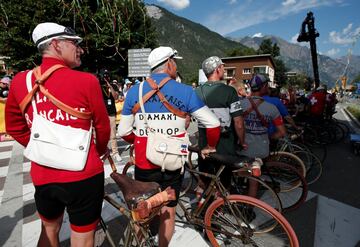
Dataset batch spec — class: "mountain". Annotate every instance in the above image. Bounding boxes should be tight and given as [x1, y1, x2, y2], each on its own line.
[146, 5, 248, 81]
[336, 55, 360, 82]
[146, 5, 360, 86]
[233, 35, 360, 86]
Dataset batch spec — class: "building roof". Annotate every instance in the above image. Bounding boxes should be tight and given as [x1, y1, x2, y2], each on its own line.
[221, 54, 275, 68]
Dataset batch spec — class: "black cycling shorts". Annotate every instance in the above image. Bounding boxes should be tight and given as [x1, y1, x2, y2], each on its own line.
[34, 172, 104, 233]
[134, 167, 183, 207]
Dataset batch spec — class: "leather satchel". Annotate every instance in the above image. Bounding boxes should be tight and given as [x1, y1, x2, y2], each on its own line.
[21, 66, 92, 171]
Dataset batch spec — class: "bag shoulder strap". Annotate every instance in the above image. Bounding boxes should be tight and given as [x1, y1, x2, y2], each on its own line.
[246, 97, 269, 128]
[19, 65, 92, 120]
[242, 97, 260, 118]
[132, 77, 187, 118]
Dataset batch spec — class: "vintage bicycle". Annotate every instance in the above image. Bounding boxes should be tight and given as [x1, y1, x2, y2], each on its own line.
[122, 146, 300, 246]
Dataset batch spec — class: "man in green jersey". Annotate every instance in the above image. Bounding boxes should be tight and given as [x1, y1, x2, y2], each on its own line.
[196, 56, 247, 187]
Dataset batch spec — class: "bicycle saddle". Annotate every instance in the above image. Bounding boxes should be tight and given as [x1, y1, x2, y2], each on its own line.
[209, 153, 255, 169]
[110, 172, 160, 207]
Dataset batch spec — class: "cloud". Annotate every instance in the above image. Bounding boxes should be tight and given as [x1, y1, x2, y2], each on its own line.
[282, 0, 296, 7]
[343, 23, 352, 34]
[204, 0, 345, 35]
[252, 32, 264, 38]
[329, 23, 360, 45]
[229, 0, 237, 4]
[325, 48, 340, 57]
[157, 0, 190, 10]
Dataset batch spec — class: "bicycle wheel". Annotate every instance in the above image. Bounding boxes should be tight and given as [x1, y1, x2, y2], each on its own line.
[293, 151, 322, 185]
[204, 195, 299, 247]
[335, 121, 350, 138]
[325, 122, 345, 143]
[231, 174, 282, 213]
[261, 162, 308, 212]
[267, 151, 306, 183]
[293, 140, 327, 164]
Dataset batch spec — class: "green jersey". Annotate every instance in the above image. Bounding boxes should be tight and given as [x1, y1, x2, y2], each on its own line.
[196, 81, 243, 155]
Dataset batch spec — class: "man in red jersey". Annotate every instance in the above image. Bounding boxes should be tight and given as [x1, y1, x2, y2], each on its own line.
[5, 22, 110, 247]
[308, 85, 327, 124]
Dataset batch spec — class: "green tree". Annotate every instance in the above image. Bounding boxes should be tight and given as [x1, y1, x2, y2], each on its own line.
[258, 38, 280, 57]
[287, 73, 313, 89]
[0, 0, 158, 76]
[225, 46, 257, 57]
[274, 58, 288, 87]
[257, 39, 287, 86]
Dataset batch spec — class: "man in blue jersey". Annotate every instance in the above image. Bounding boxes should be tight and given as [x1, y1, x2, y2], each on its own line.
[118, 46, 220, 247]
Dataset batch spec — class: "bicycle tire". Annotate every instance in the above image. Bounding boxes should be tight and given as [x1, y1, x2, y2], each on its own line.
[231, 174, 282, 213]
[204, 194, 299, 247]
[293, 151, 323, 185]
[268, 151, 306, 182]
[335, 121, 350, 138]
[326, 122, 345, 143]
[261, 162, 308, 212]
[293, 140, 327, 164]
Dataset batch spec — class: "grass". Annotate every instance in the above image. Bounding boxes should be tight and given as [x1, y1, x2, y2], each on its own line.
[347, 105, 360, 122]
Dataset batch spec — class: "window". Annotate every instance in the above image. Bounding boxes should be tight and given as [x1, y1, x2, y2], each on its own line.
[243, 68, 251, 74]
[225, 69, 235, 78]
[253, 66, 267, 74]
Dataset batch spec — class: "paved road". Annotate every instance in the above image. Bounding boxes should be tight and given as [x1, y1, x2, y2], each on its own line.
[0, 104, 360, 246]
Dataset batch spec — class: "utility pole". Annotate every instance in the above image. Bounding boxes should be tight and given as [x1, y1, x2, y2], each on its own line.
[297, 11, 320, 89]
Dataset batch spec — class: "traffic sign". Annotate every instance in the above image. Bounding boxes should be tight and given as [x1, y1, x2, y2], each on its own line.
[128, 48, 151, 77]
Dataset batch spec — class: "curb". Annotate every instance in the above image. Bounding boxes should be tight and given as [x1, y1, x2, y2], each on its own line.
[343, 107, 360, 129]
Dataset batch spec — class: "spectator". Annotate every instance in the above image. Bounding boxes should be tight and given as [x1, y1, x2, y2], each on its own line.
[191, 82, 198, 89]
[238, 74, 286, 159]
[263, 86, 300, 134]
[5, 22, 110, 247]
[230, 80, 248, 99]
[0, 76, 11, 100]
[227, 77, 237, 85]
[196, 56, 246, 189]
[123, 78, 132, 97]
[117, 46, 220, 247]
[98, 69, 122, 162]
[308, 84, 327, 125]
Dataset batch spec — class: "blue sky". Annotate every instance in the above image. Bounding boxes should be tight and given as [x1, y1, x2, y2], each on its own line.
[144, 0, 360, 58]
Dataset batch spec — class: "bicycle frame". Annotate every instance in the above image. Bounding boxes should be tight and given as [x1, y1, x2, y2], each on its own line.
[102, 193, 161, 247]
[177, 164, 252, 233]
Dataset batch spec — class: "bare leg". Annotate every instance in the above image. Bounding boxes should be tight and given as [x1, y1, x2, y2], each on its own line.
[158, 206, 176, 247]
[70, 229, 95, 247]
[37, 216, 63, 247]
